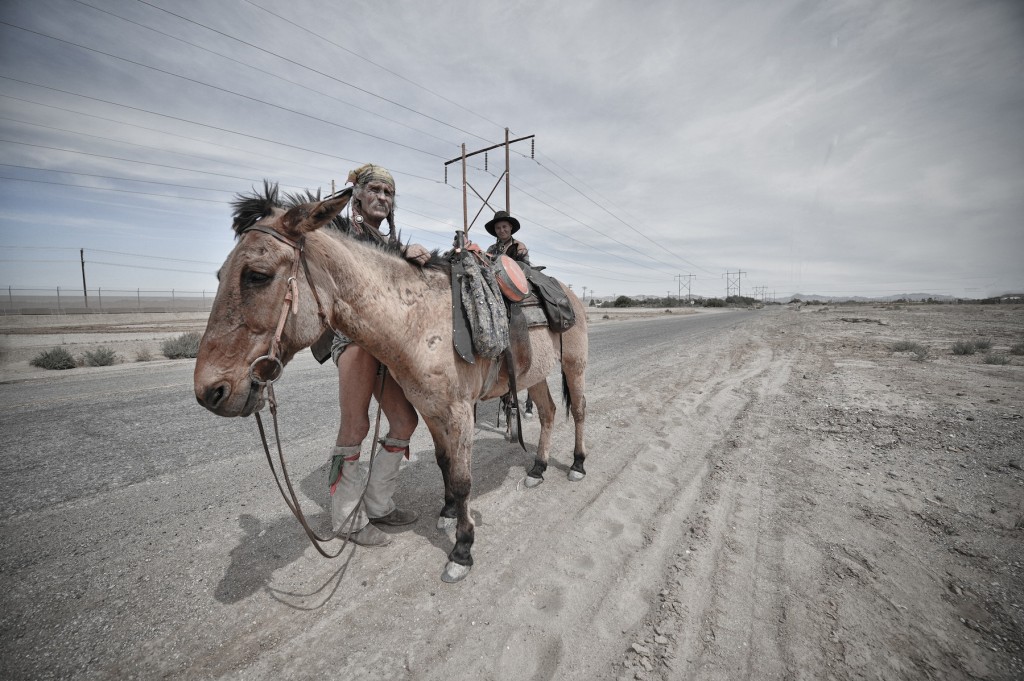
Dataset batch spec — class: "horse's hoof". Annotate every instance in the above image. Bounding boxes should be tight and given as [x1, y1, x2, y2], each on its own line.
[436, 516, 456, 531]
[441, 561, 471, 583]
[524, 475, 544, 488]
[567, 470, 586, 482]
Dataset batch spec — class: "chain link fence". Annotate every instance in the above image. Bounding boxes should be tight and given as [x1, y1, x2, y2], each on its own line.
[2, 287, 215, 315]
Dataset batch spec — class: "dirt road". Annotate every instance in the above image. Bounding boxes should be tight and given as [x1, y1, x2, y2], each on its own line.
[1, 305, 1021, 680]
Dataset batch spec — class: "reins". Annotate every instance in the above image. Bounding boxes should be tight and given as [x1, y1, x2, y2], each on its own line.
[241, 223, 383, 559]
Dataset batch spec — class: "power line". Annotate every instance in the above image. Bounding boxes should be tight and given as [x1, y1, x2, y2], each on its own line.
[0, 162, 242, 195]
[88, 260, 215, 275]
[0, 175, 226, 203]
[131, 0, 485, 143]
[0, 80, 443, 185]
[0, 138, 266, 183]
[513, 180, 681, 275]
[0, 93, 357, 179]
[241, 0, 504, 137]
[0, 114, 316, 181]
[69, 0, 460, 149]
[0, 258, 214, 275]
[1, 22, 700, 285]
[0, 20, 445, 158]
[2, 245, 221, 265]
[3, 20, 677, 270]
[531, 154, 719, 276]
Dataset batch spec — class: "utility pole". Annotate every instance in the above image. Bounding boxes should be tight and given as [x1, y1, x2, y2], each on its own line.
[444, 128, 535, 236]
[582, 286, 588, 303]
[80, 248, 88, 308]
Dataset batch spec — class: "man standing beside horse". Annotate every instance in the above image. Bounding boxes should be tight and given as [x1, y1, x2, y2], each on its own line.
[318, 164, 431, 546]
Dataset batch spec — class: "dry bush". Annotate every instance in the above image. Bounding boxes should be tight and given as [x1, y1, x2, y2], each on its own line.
[161, 331, 201, 359]
[984, 352, 1011, 366]
[890, 340, 929, 361]
[952, 341, 976, 356]
[30, 347, 76, 370]
[83, 347, 118, 367]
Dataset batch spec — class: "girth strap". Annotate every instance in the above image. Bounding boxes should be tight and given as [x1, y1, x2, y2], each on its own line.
[503, 346, 526, 450]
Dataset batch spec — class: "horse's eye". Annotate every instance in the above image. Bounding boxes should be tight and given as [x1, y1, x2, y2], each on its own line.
[244, 270, 272, 286]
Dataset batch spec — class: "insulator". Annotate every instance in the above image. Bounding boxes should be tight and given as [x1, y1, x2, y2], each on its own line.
[531, 139, 535, 159]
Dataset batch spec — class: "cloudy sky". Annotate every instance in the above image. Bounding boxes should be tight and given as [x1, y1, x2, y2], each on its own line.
[1, 0, 1022, 300]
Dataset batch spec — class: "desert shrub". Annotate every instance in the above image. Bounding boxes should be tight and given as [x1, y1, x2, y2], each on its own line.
[83, 347, 118, 367]
[974, 338, 993, 350]
[703, 298, 726, 308]
[984, 352, 1011, 366]
[891, 341, 928, 361]
[162, 331, 201, 359]
[1010, 342, 1024, 356]
[135, 348, 154, 362]
[891, 340, 919, 352]
[952, 341, 976, 356]
[30, 347, 77, 370]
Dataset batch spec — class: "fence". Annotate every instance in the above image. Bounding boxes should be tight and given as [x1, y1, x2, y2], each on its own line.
[2, 287, 215, 315]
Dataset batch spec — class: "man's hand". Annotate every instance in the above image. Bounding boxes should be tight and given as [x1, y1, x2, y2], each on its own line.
[404, 243, 431, 266]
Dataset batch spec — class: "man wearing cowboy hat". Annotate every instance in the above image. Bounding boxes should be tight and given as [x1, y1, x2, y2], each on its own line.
[485, 210, 530, 265]
[485, 210, 535, 417]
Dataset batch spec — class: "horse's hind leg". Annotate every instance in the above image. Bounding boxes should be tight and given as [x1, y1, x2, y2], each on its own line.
[524, 381, 556, 488]
[562, 358, 588, 482]
[433, 440, 457, 531]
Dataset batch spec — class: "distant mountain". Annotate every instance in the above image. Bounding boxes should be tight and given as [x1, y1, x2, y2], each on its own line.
[783, 293, 958, 303]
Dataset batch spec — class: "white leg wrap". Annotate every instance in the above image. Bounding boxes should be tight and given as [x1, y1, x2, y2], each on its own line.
[364, 441, 407, 518]
[330, 446, 368, 535]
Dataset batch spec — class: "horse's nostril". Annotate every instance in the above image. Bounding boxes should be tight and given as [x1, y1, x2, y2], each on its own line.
[203, 383, 228, 409]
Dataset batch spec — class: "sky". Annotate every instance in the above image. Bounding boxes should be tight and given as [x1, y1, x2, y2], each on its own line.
[1, 0, 1022, 301]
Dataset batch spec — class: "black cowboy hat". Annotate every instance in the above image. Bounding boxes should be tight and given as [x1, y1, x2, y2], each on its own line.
[484, 210, 521, 237]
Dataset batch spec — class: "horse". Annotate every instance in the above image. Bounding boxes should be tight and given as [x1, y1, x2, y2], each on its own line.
[193, 183, 588, 582]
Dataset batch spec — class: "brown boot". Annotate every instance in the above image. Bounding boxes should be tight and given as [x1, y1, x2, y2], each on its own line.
[341, 523, 392, 547]
[370, 508, 419, 526]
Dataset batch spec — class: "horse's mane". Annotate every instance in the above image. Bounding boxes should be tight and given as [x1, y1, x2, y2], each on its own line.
[230, 180, 280, 234]
[230, 181, 448, 271]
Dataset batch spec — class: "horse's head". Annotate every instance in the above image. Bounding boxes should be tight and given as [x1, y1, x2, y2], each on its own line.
[194, 184, 352, 417]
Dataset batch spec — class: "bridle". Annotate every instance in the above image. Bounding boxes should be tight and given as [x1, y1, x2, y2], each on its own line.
[239, 222, 384, 559]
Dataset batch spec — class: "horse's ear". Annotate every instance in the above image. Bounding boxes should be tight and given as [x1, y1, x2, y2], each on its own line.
[280, 187, 353, 237]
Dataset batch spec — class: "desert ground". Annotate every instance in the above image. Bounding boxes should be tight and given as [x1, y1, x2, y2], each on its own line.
[1, 303, 1021, 680]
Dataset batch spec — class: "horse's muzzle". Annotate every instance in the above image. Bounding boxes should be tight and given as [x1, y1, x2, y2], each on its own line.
[195, 379, 264, 417]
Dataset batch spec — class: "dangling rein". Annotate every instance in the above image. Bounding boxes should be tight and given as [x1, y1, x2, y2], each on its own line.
[241, 224, 384, 559]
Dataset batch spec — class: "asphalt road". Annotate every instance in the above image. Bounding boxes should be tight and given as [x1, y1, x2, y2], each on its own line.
[0, 309, 751, 679]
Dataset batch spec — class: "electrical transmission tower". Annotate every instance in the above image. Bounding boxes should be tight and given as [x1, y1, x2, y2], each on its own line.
[675, 273, 695, 302]
[724, 270, 746, 298]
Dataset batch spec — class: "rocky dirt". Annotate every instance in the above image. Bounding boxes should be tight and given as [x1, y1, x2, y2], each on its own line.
[605, 304, 1024, 681]
[1, 304, 1021, 680]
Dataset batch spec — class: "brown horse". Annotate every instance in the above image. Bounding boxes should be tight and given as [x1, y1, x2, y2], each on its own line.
[194, 184, 588, 582]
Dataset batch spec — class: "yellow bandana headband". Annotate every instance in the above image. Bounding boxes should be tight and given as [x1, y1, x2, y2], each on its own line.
[346, 163, 395, 190]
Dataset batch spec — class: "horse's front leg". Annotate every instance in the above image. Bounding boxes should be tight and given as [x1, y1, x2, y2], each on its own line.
[426, 407, 476, 583]
[524, 382, 556, 488]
